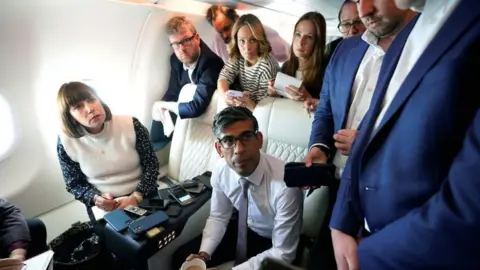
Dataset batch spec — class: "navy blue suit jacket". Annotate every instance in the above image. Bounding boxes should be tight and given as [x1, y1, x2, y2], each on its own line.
[162, 40, 223, 119]
[330, 1, 480, 269]
[308, 36, 368, 149]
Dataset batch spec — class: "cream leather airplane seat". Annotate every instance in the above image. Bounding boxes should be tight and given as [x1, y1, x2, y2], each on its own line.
[166, 88, 222, 182]
[253, 97, 329, 242]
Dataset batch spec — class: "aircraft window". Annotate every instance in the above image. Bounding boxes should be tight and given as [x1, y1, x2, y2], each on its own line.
[0, 93, 16, 161]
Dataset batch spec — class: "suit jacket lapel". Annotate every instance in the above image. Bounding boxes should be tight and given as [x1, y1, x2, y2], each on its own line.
[369, 1, 480, 142]
[340, 41, 369, 129]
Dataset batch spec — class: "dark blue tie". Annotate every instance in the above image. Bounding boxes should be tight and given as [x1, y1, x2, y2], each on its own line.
[235, 178, 250, 265]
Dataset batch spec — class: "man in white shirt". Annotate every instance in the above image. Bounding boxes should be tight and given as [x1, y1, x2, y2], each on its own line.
[304, 2, 417, 177]
[329, 0, 480, 269]
[172, 106, 303, 270]
[205, 5, 290, 63]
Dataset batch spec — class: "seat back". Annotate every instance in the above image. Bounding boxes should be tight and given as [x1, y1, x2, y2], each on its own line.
[253, 97, 329, 240]
[167, 89, 222, 181]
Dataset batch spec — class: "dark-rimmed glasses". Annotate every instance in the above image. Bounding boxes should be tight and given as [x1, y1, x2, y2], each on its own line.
[170, 33, 197, 50]
[217, 130, 258, 149]
[338, 19, 364, 33]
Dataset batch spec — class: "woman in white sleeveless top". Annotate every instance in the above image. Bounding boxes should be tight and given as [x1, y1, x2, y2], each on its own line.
[56, 82, 159, 212]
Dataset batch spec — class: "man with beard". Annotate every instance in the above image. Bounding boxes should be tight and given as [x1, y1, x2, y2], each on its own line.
[152, 16, 223, 122]
[206, 5, 290, 63]
[329, 0, 480, 268]
[304, 0, 417, 269]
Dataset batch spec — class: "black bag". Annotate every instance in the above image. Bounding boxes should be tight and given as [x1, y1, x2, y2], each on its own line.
[48, 221, 111, 270]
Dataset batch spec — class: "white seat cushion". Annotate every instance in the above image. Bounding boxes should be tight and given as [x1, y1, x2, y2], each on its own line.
[253, 97, 329, 239]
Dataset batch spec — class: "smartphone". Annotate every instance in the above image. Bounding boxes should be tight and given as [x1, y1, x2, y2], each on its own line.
[284, 162, 336, 188]
[104, 209, 133, 232]
[184, 183, 206, 194]
[227, 90, 243, 98]
[168, 185, 195, 206]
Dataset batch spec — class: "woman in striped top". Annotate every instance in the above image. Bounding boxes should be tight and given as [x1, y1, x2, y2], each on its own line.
[217, 14, 279, 110]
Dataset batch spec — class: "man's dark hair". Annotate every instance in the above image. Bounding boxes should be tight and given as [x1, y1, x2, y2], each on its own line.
[338, 0, 355, 23]
[206, 5, 238, 26]
[212, 107, 259, 138]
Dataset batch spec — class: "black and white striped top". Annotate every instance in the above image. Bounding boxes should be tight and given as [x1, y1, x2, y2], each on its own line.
[219, 54, 279, 103]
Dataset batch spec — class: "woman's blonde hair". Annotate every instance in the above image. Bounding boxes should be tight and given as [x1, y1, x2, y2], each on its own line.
[227, 14, 272, 62]
[57, 81, 112, 138]
[282, 12, 327, 94]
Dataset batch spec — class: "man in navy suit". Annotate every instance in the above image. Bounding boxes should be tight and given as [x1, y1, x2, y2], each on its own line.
[304, 1, 417, 269]
[152, 16, 223, 120]
[328, 0, 480, 269]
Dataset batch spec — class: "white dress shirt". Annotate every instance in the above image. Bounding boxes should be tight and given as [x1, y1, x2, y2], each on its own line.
[212, 25, 290, 63]
[371, 0, 460, 134]
[200, 153, 304, 270]
[331, 31, 385, 178]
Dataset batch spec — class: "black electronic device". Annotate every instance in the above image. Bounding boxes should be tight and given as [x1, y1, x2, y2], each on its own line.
[167, 185, 195, 206]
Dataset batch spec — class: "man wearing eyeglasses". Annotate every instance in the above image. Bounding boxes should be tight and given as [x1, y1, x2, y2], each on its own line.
[325, 0, 367, 69]
[172, 107, 303, 270]
[152, 16, 223, 125]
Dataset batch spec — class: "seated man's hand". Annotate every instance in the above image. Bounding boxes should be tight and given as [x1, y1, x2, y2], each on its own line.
[331, 229, 359, 270]
[152, 101, 167, 122]
[186, 251, 210, 262]
[333, 129, 359, 156]
[116, 195, 139, 209]
[267, 80, 277, 97]
[0, 258, 24, 270]
[94, 193, 118, 211]
[9, 249, 26, 261]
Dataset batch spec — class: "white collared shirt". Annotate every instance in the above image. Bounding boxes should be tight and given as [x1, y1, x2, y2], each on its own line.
[182, 53, 199, 84]
[200, 153, 304, 270]
[364, 0, 459, 233]
[331, 31, 385, 178]
[371, 0, 460, 135]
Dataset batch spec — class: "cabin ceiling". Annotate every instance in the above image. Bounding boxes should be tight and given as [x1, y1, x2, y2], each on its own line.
[194, 0, 342, 21]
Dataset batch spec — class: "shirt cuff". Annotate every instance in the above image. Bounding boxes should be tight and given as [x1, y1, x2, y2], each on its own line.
[309, 143, 330, 152]
[199, 238, 217, 257]
[8, 241, 29, 254]
[163, 102, 180, 115]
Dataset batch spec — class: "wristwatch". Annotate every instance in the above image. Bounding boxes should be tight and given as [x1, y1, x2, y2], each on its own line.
[131, 192, 143, 204]
[198, 251, 211, 262]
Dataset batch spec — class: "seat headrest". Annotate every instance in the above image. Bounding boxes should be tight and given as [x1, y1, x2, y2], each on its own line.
[254, 97, 313, 162]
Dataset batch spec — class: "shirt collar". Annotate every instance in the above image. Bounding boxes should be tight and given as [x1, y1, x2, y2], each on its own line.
[183, 48, 201, 71]
[236, 152, 265, 187]
[361, 30, 386, 54]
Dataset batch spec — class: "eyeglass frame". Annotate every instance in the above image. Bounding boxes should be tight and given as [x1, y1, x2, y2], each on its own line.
[337, 19, 364, 33]
[217, 130, 259, 149]
[170, 33, 198, 50]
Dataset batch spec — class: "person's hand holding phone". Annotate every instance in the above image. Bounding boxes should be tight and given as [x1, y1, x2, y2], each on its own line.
[267, 80, 277, 97]
[301, 147, 328, 190]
